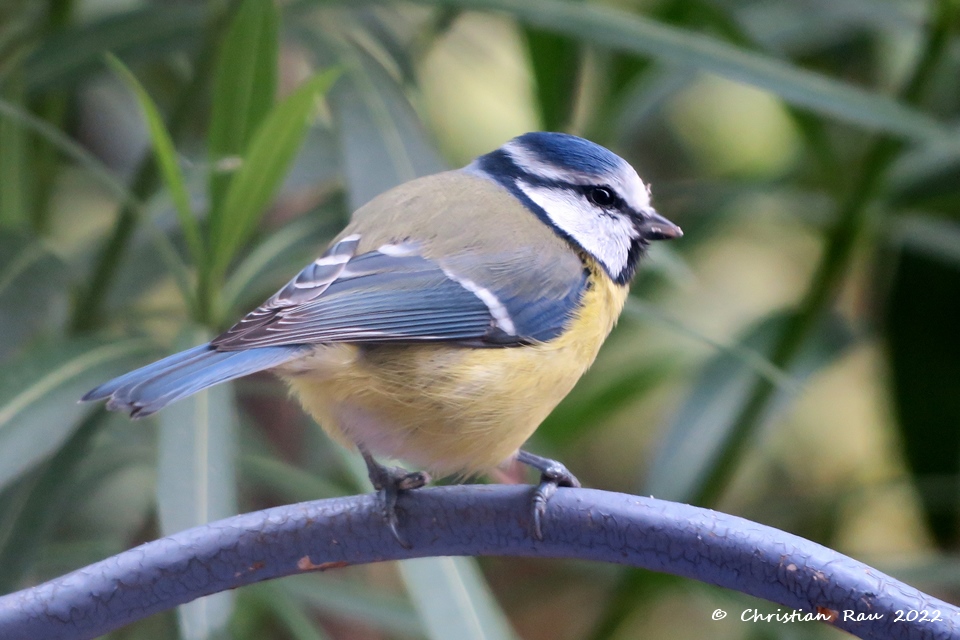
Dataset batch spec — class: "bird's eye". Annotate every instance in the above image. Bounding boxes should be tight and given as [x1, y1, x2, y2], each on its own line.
[587, 187, 616, 208]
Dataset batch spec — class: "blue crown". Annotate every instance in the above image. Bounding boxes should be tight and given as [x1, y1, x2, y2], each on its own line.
[511, 132, 626, 176]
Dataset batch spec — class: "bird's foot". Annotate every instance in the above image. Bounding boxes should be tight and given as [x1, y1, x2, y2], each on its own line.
[516, 450, 580, 540]
[361, 448, 430, 548]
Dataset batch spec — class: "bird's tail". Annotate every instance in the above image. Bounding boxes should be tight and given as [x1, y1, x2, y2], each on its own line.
[82, 343, 308, 418]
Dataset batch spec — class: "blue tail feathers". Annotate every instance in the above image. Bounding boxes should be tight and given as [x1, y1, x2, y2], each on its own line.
[83, 343, 308, 418]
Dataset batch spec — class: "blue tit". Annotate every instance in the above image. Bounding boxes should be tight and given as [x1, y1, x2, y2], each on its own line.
[84, 132, 681, 542]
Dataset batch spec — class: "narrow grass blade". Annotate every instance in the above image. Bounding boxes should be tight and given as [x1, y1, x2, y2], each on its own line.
[524, 22, 583, 131]
[0, 233, 67, 361]
[211, 70, 339, 281]
[245, 584, 332, 640]
[402, 0, 949, 141]
[208, 0, 279, 233]
[0, 409, 104, 593]
[645, 310, 855, 502]
[399, 557, 520, 640]
[107, 55, 204, 269]
[885, 247, 960, 545]
[0, 338, 151, 492]
[539, 356, 675, 446]
[278, 574, 424, 637]
[335, 449, 513, 640]
[308, 35, 444, 208]
[0, 74, 28, 228]
[157, 326, 239, 640]
[22, 5, 208, 91]
[0, 98, 198, 312]
[240, 454, 342, 503]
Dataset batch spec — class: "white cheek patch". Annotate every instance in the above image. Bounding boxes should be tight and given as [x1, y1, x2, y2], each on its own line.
[517, 181, 638, 278]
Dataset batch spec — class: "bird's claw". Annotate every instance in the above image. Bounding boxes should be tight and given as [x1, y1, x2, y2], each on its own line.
[517, 450, 580, 541]
[361, 449, 430, 548]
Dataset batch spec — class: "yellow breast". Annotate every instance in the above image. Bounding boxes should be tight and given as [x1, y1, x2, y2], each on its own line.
[280, 264, 628, 477]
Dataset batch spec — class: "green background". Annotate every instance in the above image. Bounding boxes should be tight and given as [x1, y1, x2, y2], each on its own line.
[0, 0, 958, 638]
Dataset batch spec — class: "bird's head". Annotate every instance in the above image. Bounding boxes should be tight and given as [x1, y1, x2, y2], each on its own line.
[468, 131, 681, 284]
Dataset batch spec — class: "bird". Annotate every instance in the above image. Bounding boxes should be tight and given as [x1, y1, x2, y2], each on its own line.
[83, 131, 682, 544]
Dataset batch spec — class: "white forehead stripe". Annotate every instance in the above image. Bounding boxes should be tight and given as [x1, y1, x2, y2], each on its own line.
[517, 181, 638, 278]
[503, 142, 574, 182]
[441, 268, 516, 336]
[503, 141, 653, 214]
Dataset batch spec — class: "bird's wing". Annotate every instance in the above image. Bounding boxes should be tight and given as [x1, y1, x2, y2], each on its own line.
[211, 234, 588, 350]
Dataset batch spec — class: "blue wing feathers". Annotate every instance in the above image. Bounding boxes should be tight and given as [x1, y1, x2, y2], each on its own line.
[213, 253, 496, 349]
[82, 344, 212, 401]
[83, 343, 307, 418]
[85, 241, 589, 416]
[496, 267, 588, 342]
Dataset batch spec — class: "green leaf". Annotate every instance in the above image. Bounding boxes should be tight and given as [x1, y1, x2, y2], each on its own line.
[540, 355, 675, 447]
[399, 0, 950, 142]
[157, 326, 238, 640]
[245, 584, 332, 640]
[309, 36, 445, 208]
[0, 97, 138, 208]
[334, 449, 513, 640]
[877, 555, 960, 590]
[0, 409, 104, 593]
[278, 574, 423, 637]
[893, 216, 960, 269]
[210, 70, 340, 282]
[523, 23, 583, 131]
[208, 0, 279, 230]
[240, 454, 343, 503]
[885, 247, 960, 546]
[0, 74, 28, 229]
[0, 338, 151, 492]
[107, 55, 204, 270]
[645, 310, 856, 502]
[889, 149, 960, 216]
[22, 5, 208, 91]
[399, 557, 520, 640]
[0, 233, 67, 361]
[623, 298, 795, 389]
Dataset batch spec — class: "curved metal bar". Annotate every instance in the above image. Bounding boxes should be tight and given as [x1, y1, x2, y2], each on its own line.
[0, 485, 956, 639]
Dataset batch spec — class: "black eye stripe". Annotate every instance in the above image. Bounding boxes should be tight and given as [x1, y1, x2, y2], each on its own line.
[477, 152, 636, 216]
[586, 186, 616, 207]
[576, 184, 624, 210]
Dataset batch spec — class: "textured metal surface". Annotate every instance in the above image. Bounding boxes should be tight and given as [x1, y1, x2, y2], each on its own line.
[0, 485, 956, 639]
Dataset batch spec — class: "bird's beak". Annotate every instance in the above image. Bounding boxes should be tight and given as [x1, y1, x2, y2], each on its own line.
[637, 210, 682, 241]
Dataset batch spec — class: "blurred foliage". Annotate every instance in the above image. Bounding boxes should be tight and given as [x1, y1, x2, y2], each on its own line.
[0, 0, 959, 639]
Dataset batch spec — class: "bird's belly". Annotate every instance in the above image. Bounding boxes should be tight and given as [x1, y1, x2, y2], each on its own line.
[280, 277, 627, 477]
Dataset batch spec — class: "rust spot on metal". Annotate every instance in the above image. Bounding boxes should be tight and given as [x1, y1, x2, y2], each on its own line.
[816, 606, 839, 624]
[297, 556, 349, 572]
[234, 561, 265, 577]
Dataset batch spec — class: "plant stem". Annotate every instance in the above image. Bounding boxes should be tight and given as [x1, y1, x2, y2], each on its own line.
[69, 6, 228, 333]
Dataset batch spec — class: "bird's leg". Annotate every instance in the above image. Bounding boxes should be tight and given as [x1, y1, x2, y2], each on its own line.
[516, 449, 581, 541]
[359, 447, 430, 548]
